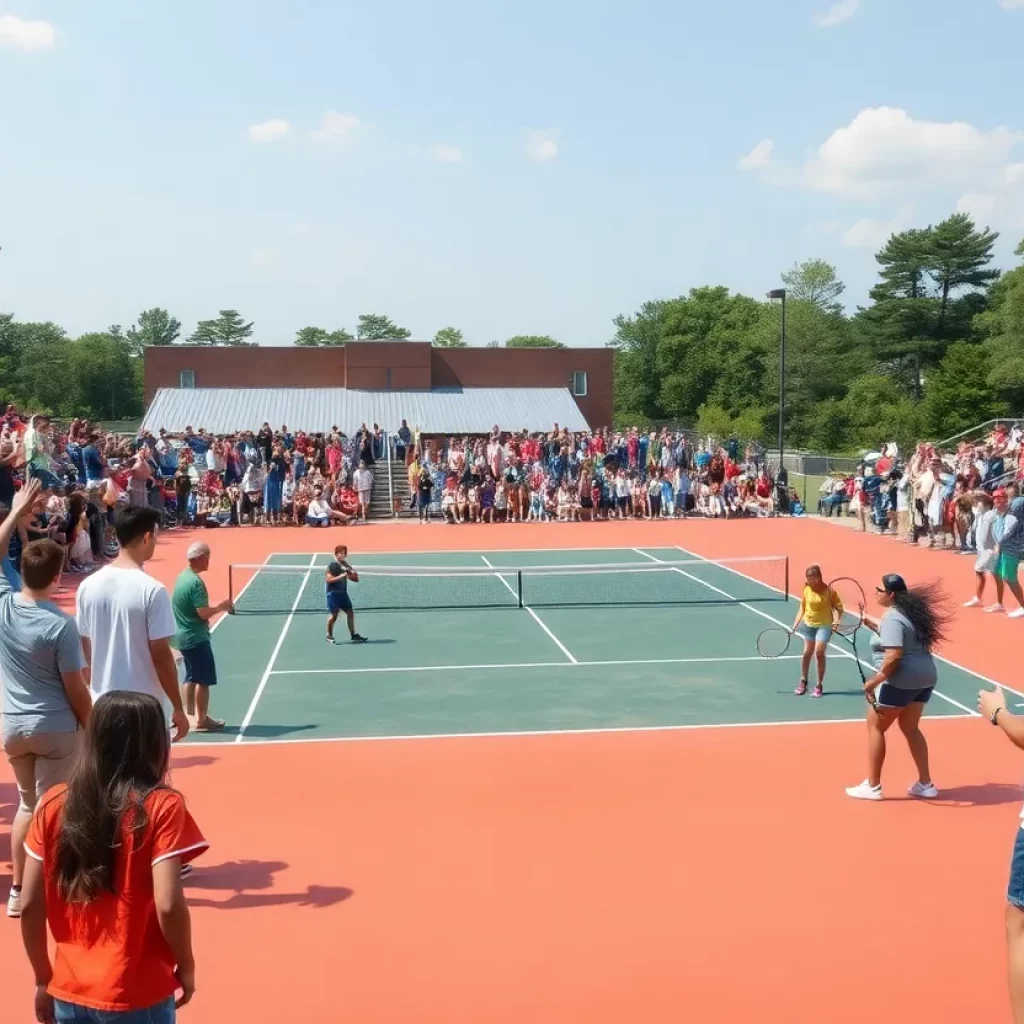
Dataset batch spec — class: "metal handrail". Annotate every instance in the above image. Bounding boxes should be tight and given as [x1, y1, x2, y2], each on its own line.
[932, 418, 1024, 452]
[385, 431, 395, 517]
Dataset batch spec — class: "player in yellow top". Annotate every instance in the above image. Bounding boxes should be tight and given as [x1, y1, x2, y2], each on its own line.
[791, 564, 843, 698]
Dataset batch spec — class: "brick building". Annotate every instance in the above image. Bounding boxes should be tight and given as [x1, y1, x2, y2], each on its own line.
[143, 341, 613, 433]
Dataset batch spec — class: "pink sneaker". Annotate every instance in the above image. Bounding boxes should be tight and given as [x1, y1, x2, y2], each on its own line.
[795, 681, 808, 696]
[812, 683, 823, 698]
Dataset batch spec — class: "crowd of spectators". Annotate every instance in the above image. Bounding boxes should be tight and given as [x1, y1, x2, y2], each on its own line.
[1, 408, 801, 577]
[404, 426, 801, 522]
[817, 422, 1024, 553]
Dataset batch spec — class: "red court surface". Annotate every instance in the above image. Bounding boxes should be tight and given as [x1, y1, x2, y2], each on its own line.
[2, 517, 1022, 1023]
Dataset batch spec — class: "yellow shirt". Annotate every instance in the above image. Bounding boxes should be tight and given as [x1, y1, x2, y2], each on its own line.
[802, 585, 842, 628]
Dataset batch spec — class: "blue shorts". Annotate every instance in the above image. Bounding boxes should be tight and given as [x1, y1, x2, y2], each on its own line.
[1008, 827, 1024, 908]
[55, 996, 175, 1023]
[327, 591, 352, 614]
[875, 683, 933, 708]
[796, 623, 832, 645]
[181, 641, 218, 687]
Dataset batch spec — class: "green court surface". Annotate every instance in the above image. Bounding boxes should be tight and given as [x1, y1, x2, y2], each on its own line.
[188, 546, 985, 745]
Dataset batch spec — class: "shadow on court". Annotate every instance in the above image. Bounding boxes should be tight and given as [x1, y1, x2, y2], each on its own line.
[919, 782, 1024, 808]
[186, 858, 353, 911]
[169, 755, 220, 771]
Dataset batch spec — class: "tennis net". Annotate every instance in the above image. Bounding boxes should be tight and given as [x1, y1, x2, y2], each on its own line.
[228, 555, 789, 614]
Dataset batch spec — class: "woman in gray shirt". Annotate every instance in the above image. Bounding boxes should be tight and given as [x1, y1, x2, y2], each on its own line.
[846, 574, 949, 802]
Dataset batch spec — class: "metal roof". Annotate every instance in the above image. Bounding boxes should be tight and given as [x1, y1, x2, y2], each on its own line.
[141, 388, 589, 436]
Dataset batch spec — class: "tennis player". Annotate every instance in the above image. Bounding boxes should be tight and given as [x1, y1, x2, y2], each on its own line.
[325, 545, 367, 645]
[845, 574, 944, 801]
[790, 564, 842, 698]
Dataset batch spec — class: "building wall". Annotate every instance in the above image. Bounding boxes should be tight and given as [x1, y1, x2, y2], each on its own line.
[145, 343, 614, 428]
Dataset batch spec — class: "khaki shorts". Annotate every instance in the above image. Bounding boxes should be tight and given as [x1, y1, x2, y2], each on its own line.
[4, 731, 80, 812]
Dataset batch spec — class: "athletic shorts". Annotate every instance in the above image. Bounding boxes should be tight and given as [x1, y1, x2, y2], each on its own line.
[181, 641, 218, 687]
[327, 591, 353, 614]
[796, 623, 832, 644]
[998, 553, 1020, 583]
[1007, 826, 1024, 908]
[875, 683, 933, 708]
[976, 552, 998, 574]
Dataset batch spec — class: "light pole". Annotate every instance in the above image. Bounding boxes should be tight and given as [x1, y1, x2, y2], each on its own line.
[766, 288, 787, 476]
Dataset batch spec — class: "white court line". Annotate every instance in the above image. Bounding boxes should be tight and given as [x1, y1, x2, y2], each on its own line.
[267, 654, 807, 676]
[182, 710, 975, 749]
[668, 544, 986, 716]
[235, 553, 318, 743]
[210, 553, 273, 634]
[479, 555, 577, 664]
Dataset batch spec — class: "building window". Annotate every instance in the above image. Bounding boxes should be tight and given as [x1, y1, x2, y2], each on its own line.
[572, 370, 587, 397]
[179, 369, 195, 389]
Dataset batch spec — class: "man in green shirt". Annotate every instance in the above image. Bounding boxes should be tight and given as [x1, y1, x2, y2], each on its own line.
[172, 541, 232, 732]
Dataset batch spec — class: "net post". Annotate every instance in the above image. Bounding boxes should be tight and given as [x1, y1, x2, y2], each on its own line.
[517, 570, 523, 608]
[228, 564, 235, 613]
[784, 557, 789, 602]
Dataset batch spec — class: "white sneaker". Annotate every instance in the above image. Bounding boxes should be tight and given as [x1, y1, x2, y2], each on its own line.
[845, 781, 883, 801]
[1009, 609, 1024, 620]
[908, 781, 939, 799]
[963, 597, 983, 608]
[984, 604, 1006, 614]
[7, 888, 21, 918]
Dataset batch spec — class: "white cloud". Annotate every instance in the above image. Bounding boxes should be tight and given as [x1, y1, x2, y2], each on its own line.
[957, 192, 997, 221]
[738, 139, 774, 171]
[309, 111, 362, 145]
[525, 131, 558, 162]
[999, 0, 1024, 10]
[813, 0, 863, 28]
[803, 107, 1022, 199]
[247, 119, 290, 143]
[0, 13, 56, 50]
[250, 247, 273, 270]
[431, 144, 463, 163]
[841, 206, 915, 249]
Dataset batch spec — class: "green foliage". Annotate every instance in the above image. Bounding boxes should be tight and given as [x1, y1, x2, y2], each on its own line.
[609, 300, 670, 419]
[504, 335, 565, 348]
[67, 331, 144, 419]
[433, 326, 467, 348]
[780, 259, 845, 314]
[189, 310, 255, 346]
[356, 314, 411, 340]
[126, 308, 180, 354]
[923, 342, 1005, 437]
[294, 326, 352, 346]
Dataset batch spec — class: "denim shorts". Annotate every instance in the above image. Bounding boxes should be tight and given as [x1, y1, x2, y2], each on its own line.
[796, 623, 832, 645]
[54, 996, 175, 1023]
[1008, 826, 1024, 909]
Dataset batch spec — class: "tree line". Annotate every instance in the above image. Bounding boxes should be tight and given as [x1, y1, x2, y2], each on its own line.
[612, 215, 1024, 453]
[1, 211, 1021, 452]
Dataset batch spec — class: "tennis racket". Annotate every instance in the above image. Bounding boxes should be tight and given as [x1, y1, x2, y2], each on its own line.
[756, 627, 794, 659]
[826, 577, 868, 686]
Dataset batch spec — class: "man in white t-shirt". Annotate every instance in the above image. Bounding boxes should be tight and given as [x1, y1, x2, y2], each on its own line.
[76, 505, 189, 741]
[352, 461, 373, 522]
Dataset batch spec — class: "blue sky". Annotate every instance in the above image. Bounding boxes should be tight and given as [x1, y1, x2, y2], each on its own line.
[1, 0, 1022, 347]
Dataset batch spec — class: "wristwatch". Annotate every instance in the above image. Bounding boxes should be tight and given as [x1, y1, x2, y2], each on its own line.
[992, 707, 1002, 726]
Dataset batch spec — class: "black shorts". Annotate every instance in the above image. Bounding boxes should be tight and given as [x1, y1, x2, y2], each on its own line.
[875, 683, 933, 708]
[181, 641, 218, 687]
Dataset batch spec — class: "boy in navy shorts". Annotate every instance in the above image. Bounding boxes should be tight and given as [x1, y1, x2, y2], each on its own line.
[325, 544, 367, 645]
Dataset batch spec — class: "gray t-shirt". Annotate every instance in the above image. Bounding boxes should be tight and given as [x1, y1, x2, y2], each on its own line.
[0, 574, 86, 740]
[870, 607, 938, 690]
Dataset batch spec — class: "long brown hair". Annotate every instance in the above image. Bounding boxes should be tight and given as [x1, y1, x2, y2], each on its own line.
[54, 692, 171, 903]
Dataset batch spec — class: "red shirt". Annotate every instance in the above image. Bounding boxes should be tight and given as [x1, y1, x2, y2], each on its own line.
[27, 785, 207, 1012]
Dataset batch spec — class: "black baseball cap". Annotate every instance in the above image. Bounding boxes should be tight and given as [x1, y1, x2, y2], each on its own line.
[879, 574, 907, 594]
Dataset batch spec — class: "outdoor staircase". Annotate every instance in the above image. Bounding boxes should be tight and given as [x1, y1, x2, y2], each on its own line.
[368, 458, 416, 519]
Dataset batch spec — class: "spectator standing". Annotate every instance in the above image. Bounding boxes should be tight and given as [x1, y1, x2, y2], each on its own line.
[172, 541, 232, 733]
[0, 480, 92, 919]
[353, 460, 373, 522]
[396, 420, 411, 464]
[19, 691, 205, 1024]
[75, 506, 189, 742]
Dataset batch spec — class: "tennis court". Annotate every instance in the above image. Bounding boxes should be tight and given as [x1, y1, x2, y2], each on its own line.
[190, 544, 983, 746]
